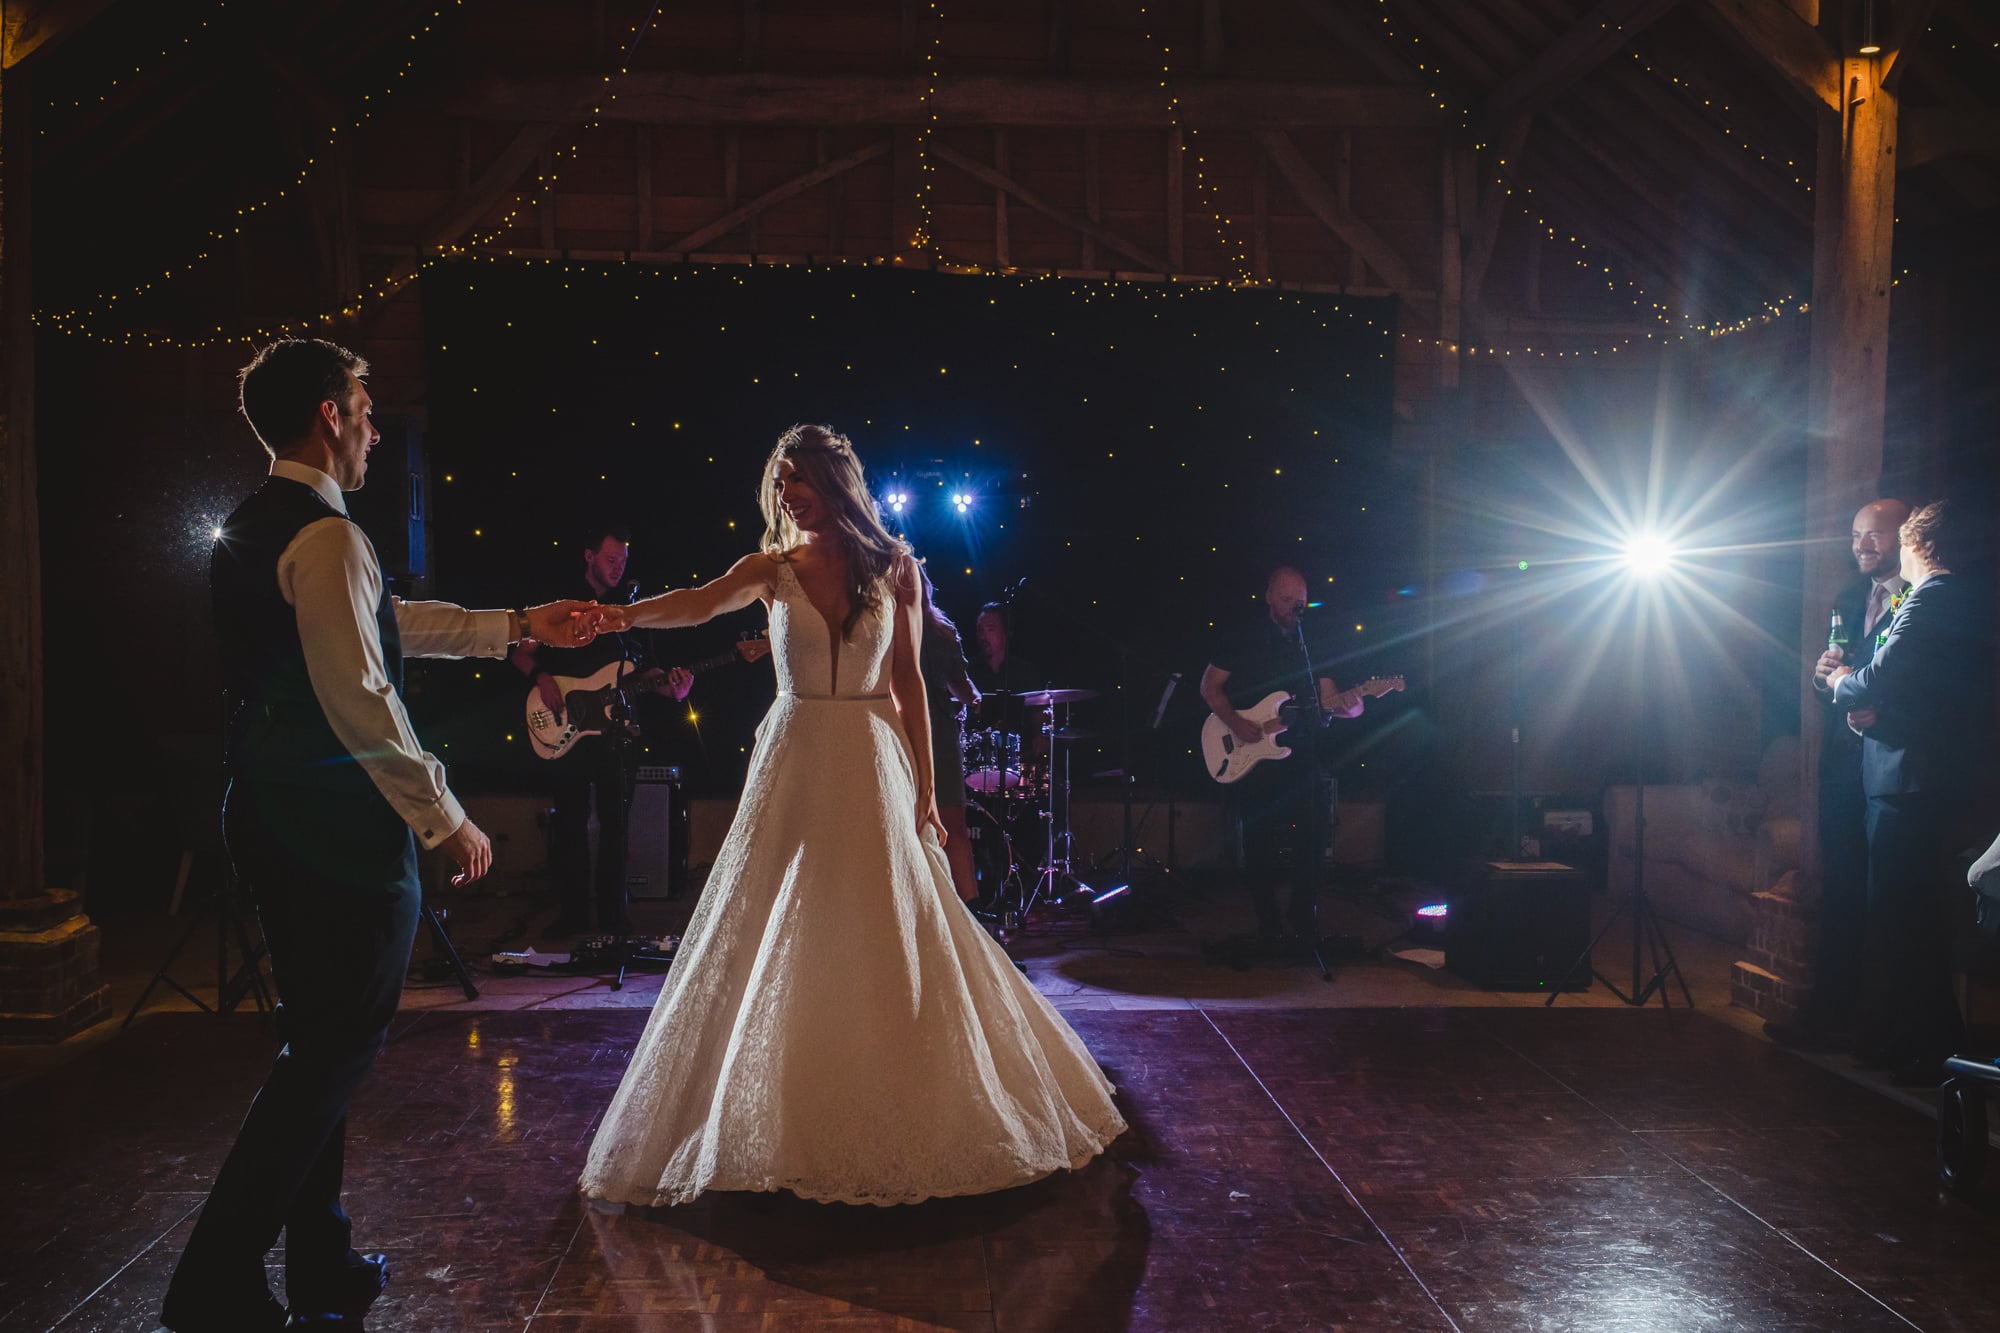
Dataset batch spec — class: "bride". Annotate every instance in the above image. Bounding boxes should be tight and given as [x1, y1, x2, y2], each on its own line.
[579, 423, 1126, 1208]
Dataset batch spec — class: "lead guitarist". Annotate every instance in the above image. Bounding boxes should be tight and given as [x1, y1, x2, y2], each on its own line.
[1199, 566, 1369, 943]
[510, 523, 693, 937]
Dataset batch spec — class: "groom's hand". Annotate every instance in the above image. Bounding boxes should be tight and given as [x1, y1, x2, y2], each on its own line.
[440, 818, 493, 886]
[526, 600, 602, 647]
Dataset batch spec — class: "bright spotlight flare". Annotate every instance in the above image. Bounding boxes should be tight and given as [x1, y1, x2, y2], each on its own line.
[885, 490, 910, 515]
[949, 491, 972, 515]
[1620, 532, 1678, 577]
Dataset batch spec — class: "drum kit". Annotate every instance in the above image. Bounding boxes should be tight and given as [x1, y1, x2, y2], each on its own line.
[959, 686, 1101, 922]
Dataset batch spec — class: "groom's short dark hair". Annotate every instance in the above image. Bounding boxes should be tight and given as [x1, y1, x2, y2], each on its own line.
[238, 338, 368, 456]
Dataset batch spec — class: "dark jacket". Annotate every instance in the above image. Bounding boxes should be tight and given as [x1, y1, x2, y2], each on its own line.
[1831, 572, 1982, 798]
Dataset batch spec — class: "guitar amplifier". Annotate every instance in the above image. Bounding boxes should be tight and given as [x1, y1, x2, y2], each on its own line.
[1446, 861, 1590, 991]
[625, 768, 686, 900]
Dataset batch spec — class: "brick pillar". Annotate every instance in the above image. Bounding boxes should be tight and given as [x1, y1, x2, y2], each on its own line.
[1731, 870, 1817, 1023]
[0, 889, 111, 1042]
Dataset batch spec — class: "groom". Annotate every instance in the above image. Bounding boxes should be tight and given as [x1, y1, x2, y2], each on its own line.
[163, 338, 603, 1332]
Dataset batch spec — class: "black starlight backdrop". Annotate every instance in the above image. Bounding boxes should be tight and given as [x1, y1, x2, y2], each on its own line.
[419, 262, 1404, 792]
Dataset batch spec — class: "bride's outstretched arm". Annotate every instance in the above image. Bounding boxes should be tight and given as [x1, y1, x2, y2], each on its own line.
[888, 557, 946, 845]
[611, 553, 774, 630]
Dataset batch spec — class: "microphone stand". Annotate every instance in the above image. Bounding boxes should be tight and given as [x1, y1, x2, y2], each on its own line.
[1291, 613, 1336, 981]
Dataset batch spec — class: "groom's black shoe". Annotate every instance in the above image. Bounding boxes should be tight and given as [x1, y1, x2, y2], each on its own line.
[287, 1252, 389, 1325]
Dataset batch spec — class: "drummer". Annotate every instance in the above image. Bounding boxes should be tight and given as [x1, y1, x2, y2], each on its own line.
[971, 602, 1049, 764]
[970, 602, 1044, 697]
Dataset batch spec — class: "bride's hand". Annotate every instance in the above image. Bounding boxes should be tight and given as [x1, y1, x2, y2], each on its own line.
[918, 792, 946, 845]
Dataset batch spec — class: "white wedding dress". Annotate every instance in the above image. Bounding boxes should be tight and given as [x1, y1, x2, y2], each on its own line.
[579, 560, 1126, 1208]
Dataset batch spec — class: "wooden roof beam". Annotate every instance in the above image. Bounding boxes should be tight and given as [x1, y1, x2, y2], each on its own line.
[1879, 0, 1939, 89]
[1488, 0, 1686, 117]
[1610, 72, 1815, 225]
[1294, 0, 1420, 83]
[446, 72, 1442, 129]
[1, 0, 115, 68]
[926, 141, 1170, 274]
[667, 139, 889, 255]
[1521, 169, 1725, 326]
[1544, 114, 1804, 301]
[1700, 0, 1839, 110]
[1254, 129, 1418, 294]
[1900, 108, 2000, 170]
[421, 123, 563, 248]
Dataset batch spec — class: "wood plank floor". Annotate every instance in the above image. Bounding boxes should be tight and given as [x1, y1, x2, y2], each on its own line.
[6, 1004, 1999, 1332]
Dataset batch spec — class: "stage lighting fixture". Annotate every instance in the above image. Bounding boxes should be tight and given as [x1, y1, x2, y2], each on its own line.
[1857, 0, 1881, 54]
[950, 491, 972, 515]
[1621, 533, 1675, 576]
[886, 490, 909, 515]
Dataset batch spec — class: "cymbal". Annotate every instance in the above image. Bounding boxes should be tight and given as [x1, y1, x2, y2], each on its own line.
[1048, 727, 1098, 741]
[1017, 687, 1100, 705]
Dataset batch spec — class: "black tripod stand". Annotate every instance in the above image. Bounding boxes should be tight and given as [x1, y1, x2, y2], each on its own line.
[1547, 653, 1692, 1010]
[123, 834, 273, 1030]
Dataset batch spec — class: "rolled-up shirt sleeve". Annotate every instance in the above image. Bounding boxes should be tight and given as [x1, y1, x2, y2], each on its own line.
[278, 519, 471, 849]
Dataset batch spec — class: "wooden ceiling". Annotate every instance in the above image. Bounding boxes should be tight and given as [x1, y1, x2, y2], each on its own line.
[18, 0, 2000, 362]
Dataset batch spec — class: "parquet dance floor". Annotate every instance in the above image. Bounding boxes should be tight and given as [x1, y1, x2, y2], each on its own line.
[8, 1005, 2000, 1331]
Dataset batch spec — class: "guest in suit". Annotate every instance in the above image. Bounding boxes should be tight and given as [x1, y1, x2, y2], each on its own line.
[167, 339, 601, 1332]
[1770, 499, 1909, 1049]
[1830, 500, 1983, 1084]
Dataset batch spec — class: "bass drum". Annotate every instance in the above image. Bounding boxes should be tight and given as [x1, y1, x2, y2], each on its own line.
[964, 798, 1019, 908]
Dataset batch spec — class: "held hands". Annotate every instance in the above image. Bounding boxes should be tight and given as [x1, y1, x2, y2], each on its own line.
[592, 604, 636, 634]
[440, 818, 492, 886]
[525, 600, 610, 647]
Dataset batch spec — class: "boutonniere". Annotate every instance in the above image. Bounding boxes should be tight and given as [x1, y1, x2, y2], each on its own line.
[1876, 587, 1909, 648]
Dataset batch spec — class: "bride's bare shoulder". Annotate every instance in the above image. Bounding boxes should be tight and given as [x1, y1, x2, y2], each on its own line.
[724, 551, 786, 591]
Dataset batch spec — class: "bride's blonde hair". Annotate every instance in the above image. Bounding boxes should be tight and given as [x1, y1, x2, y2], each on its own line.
[759, 423, 909, 638]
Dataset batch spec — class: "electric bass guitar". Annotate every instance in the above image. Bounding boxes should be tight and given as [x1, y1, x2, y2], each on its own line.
[526, 635, 771, 760]
[1200, 676, 1405, 784]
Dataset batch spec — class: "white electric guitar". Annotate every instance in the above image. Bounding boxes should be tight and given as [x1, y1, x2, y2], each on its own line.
[1201, 677, 1405, 784]
[526, 636, 770, 760]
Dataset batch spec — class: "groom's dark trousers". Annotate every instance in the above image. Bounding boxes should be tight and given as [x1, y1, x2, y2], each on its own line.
[165, 775, 420, 1310]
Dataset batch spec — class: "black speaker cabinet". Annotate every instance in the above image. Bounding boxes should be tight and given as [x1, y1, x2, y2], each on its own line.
[344, 416, 430, 591]
[625, 767, 687, 900]
[1446, 861, 1590, 991]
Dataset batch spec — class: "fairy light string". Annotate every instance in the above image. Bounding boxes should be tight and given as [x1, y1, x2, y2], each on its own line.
[36, 0, 467, 341]
[32, 2, 1797, 355]
[40, 1, 231, 122]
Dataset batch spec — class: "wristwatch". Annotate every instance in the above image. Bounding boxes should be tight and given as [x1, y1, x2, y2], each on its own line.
[508, 608, 530, 643]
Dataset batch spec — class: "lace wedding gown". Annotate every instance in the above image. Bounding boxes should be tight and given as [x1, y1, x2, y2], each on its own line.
[579, 561, 1126, 1208]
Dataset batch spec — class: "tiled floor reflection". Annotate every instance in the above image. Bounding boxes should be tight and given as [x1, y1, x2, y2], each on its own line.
[8, 1006, 2000, 1331]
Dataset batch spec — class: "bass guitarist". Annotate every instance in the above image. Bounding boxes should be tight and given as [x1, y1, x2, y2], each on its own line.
[511, 523, 693, 937]
[1199, 566, 1373, 942]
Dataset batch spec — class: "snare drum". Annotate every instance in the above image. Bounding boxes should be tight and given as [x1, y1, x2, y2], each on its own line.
[963, 727, 1024, 794]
